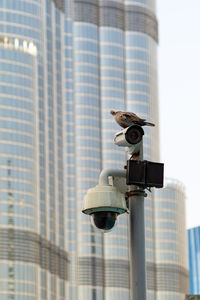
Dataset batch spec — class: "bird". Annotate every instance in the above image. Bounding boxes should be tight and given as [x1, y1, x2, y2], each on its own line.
[110, 110, 155, 128]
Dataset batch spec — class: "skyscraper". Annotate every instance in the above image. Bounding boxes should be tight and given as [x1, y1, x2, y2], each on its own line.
[0, 2, 68, 299]
[186, 296, 200, 300]
[188, 226, 200, 295]
[70, 0, 159, 299]
[154, 179, 189, 299]
[0, 0, 188, 299]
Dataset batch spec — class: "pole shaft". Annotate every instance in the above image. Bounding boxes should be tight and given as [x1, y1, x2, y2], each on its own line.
[129, 193, 146, 299]
[129, 142, 146, 300]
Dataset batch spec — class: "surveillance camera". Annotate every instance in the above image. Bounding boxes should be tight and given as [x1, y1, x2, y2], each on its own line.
[90, 211, 118, 232]
[82, 185, 127, 232]
[114, 124, 144, 146]
[114, 124, 144, 155]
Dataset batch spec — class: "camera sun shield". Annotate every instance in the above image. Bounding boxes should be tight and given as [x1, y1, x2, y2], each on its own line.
[145, 161, 164, 188]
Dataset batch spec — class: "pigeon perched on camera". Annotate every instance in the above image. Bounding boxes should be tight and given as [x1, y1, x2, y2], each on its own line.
[110, 110, 155, 128]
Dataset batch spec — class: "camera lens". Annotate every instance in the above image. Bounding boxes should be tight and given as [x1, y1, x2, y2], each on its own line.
[125, 125, 143, 144]
[91, 211, 118, 232]
[131, 130, 139, 140]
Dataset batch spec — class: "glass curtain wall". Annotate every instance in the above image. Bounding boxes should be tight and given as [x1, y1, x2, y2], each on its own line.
[188, 226, 200, 295]
[125, 31, 159, 300]
[0, 1, 68, 299]
[154, 180, 189, 299]
[0, 39, 38, 300]
[99, 2, 129, 299]
[124, 1, 159, 299]
[0, 0, 161, 299]
[74, 20, 104, 300]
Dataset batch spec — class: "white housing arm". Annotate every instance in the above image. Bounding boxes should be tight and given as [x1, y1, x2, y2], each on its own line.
[82, 168, 128, 215]
[99, 168, 126, 186]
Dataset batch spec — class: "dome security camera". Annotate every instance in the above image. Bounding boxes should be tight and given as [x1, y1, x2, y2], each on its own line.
[82, 185, 127, 232]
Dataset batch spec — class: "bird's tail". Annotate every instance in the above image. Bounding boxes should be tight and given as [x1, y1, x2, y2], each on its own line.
[144, 122, 155, 127]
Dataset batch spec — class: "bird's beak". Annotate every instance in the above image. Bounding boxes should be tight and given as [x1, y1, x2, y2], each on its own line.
[110, 110, 116, 115]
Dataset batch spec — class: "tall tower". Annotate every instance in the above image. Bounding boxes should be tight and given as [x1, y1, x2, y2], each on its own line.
[154, 180, 189, 299]
[0, 2, 68, 299]
[71, 0, 159, 299]
[0, 0, 188, 299]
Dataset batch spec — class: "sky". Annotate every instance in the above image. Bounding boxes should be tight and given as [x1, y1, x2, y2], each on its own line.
[157, 0, 200, 229]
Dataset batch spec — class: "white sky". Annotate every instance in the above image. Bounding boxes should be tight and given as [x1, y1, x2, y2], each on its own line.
[157, 0, 200, 229]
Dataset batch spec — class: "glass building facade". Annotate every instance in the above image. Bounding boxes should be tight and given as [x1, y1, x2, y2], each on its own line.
[154, 179, 189, 299]
[0, 1, 68, 299]
[72, 0, 159, 299]
[188, 226, 200, 295]
[0, 0, 188, 299]
[186, 296, 200, 300]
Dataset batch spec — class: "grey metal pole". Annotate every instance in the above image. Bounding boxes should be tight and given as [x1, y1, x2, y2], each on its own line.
[128, 141, 147, 300]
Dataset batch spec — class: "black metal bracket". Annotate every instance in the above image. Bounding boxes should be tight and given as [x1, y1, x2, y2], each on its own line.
[126, 160, 164, 188]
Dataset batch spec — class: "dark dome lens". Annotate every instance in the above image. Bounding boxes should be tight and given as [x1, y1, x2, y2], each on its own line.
[91, 212, 118, 231]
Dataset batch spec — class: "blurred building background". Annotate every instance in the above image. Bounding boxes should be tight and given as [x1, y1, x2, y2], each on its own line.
[188, 226, 200, 295]
[185, 296, 200, 300]
[154, 179, 189, 299]
[0, 0, 188, 299]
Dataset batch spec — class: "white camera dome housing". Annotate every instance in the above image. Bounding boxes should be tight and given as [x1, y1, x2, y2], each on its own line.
[82, 185, 127, 232]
